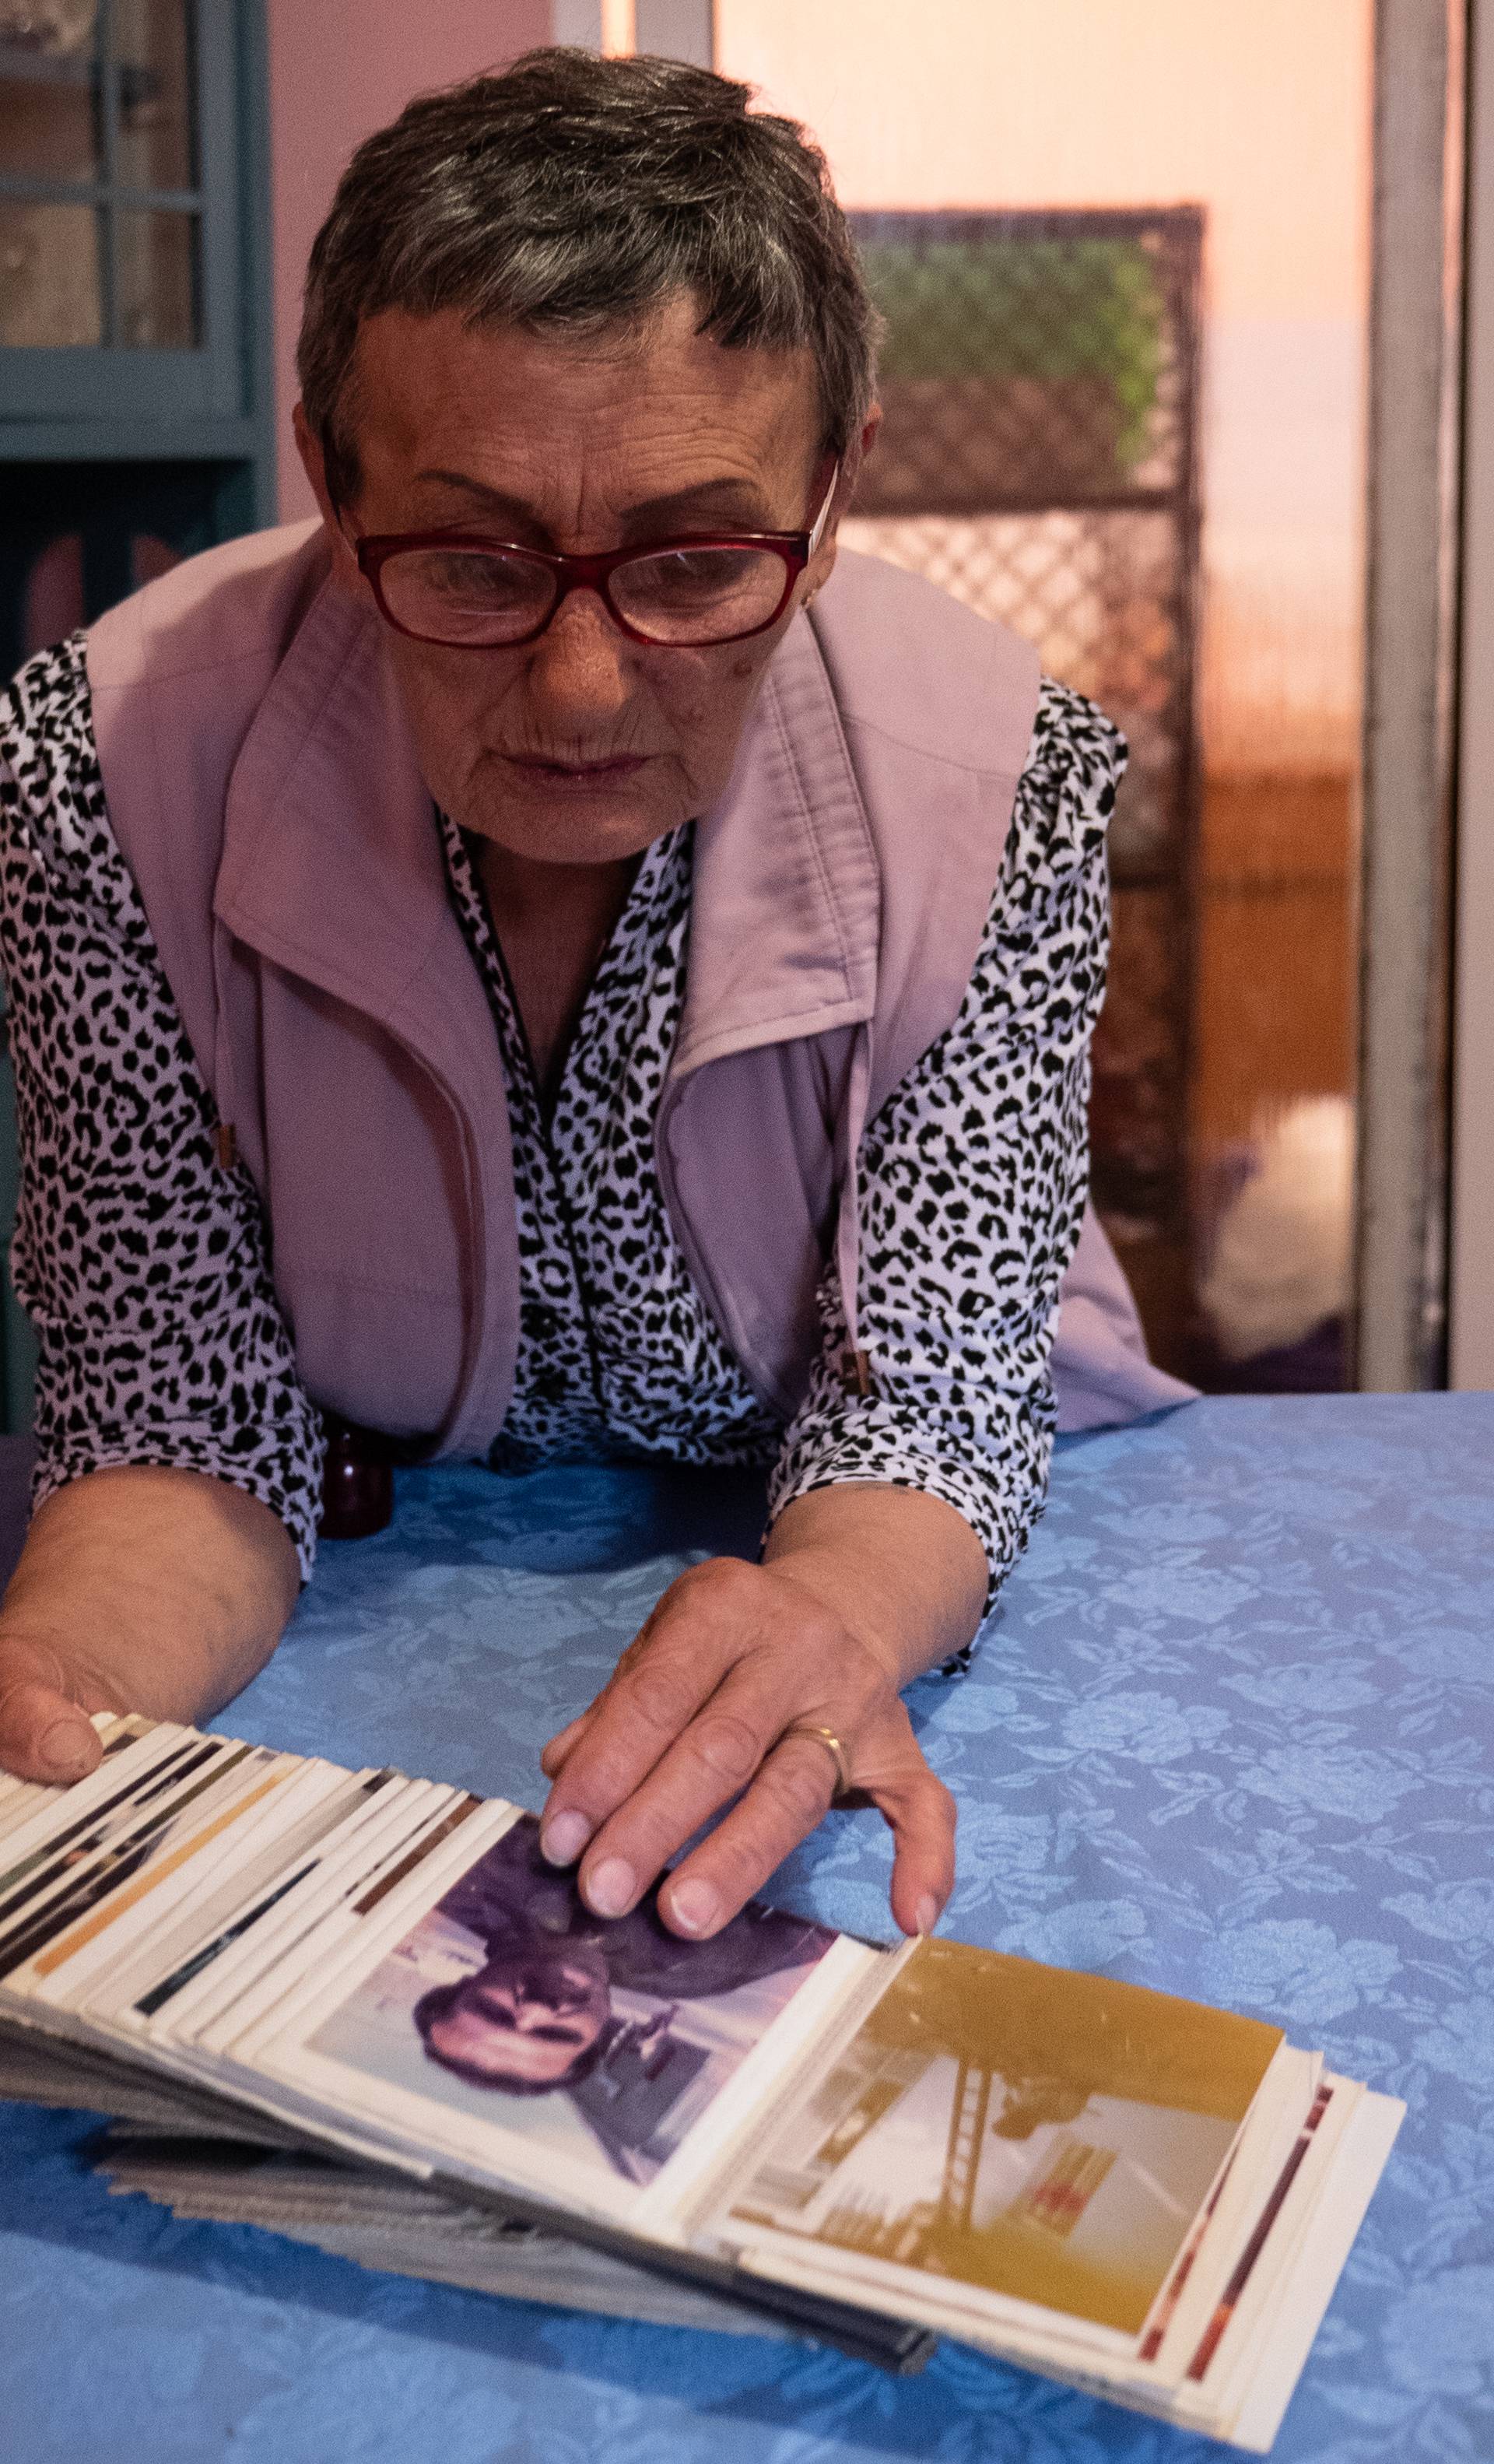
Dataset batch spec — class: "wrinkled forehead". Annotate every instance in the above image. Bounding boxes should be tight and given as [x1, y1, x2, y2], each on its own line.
[343, 297, 825, 528]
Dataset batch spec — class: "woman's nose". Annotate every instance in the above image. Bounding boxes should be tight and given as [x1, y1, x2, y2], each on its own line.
[524, 584, 633, 725]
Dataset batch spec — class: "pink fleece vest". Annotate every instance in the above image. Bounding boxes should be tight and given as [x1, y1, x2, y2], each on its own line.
[84, 523, 1191, 1454]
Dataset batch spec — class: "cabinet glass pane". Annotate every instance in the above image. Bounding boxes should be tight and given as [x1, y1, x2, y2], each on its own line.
[115, 204, 194, 342]
[0, 2, 101, 180]
[0, 199, 100, 343]
[113, 0, 194, 192]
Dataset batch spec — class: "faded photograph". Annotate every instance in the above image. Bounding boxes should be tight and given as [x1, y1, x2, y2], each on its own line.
[731, 1938, 1282, 2335]
[0, 1733, 209, 1911]
[309, 1816, 836, 2185]
[0, 1742, 268, 1982]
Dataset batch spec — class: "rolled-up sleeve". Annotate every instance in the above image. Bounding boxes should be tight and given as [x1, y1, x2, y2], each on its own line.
[766, 678, 1119, 1659]
[0, 637, 325, 1577]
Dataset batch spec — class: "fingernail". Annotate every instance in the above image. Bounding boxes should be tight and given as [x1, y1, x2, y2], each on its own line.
[584, 1857, 636, 1918]
[914, 1894, 940, 1937]
[668, 1879, 721, 1937]
[540, 1810, 591, 1867]
[39, 1722, 93, 1781]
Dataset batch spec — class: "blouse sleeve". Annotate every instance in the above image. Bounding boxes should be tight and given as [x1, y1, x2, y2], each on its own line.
[765, 676, 1119, 1667]
[0, 637, 326, 1578]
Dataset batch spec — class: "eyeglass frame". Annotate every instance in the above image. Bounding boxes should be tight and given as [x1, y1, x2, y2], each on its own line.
[349, 460, 841, 651]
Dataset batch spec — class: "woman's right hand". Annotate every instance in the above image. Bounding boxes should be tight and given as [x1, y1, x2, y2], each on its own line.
[0, 1626, 110, 1782]
[0, 1466, 300, 1785]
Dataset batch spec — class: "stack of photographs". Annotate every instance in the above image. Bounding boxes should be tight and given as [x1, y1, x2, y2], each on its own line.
[0, 1715, 1403, 2448]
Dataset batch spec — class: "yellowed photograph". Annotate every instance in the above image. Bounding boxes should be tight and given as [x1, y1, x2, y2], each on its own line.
[731, 1940, 1282, 2336]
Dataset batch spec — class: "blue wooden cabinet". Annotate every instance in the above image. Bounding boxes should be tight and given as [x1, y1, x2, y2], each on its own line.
[0, 0, 275, 1428]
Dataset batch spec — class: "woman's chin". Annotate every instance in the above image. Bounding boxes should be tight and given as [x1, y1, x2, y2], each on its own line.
[464, 760, 686, 863]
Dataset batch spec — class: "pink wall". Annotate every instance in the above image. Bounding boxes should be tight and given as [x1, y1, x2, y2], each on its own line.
[266, 0, 552, 521]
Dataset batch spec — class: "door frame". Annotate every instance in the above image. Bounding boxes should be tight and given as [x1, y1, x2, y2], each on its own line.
[1450, 0, 1494, 1388]
[1354, 0, 1466, 1391]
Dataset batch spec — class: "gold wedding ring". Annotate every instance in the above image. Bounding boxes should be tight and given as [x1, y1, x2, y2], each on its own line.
[784, 1722, 852, 1797]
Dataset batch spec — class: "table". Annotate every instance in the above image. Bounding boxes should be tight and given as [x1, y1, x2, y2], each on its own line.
[2, 1392, 1492, 2463]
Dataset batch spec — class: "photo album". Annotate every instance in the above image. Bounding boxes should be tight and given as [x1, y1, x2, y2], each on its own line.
[0, 1711, 1403, 2450]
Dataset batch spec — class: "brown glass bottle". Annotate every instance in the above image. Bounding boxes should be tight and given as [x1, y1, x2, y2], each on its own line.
[317, 1416, 394, 1540]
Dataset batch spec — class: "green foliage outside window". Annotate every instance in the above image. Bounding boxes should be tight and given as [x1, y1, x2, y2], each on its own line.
[860, 237, 1165, 472]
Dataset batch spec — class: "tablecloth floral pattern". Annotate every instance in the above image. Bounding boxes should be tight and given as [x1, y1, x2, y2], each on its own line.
[2, 1393, 1491, 2462]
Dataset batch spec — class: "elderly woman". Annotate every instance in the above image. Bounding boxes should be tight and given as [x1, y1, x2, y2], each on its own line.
[0, 51, 1184, 1942]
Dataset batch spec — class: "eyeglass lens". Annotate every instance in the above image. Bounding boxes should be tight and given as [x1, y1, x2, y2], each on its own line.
[377, 544, 792, 646]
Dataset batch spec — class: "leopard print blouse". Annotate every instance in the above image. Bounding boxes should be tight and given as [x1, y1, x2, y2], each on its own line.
[0, 635, 1118, 1655]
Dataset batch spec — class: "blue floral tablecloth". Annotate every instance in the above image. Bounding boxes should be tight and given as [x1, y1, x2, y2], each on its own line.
[2, 1392, 1491, 2463]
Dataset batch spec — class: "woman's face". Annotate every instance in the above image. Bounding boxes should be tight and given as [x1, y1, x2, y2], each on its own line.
[297, 297, 846, 869]
[426, 1946, 611, 2092]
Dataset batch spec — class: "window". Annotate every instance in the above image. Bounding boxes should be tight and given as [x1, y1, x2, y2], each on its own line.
[0, 0, 263, 423]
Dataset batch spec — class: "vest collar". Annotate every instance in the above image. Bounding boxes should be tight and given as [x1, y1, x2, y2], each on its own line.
[215, 574, 471, 1045]
[674, 606, 879, 1078]
[214, 575, 514, 1458]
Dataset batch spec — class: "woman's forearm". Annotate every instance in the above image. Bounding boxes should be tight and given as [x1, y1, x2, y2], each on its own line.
[762, 1483, 988, 1685]
[0, 1465, 300, 1782]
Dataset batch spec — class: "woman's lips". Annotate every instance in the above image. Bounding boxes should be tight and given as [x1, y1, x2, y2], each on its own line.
[506, 752, 651, 787]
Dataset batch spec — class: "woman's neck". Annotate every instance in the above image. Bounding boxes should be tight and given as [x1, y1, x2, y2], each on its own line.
[474, 839, 643, 1103]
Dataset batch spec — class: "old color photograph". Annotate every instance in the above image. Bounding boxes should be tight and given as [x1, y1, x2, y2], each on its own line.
[308, 1816, 837, 2185]
[731, 1939, 1283, 2334]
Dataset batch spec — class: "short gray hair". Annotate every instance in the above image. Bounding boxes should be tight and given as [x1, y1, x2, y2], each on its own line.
[298, 47, 881, 507]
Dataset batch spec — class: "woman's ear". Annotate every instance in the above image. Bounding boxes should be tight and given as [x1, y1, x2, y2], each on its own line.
[292, 404, 362, 592]
[805, 405, 881, 605]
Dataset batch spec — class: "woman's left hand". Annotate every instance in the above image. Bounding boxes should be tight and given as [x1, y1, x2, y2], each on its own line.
[537, 1535, 963, 1943]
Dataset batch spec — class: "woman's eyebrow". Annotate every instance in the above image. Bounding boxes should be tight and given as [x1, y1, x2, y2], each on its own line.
[409, 472, 547, 534]
[621, 479, 774, 531]
[410, 469, 775, 537]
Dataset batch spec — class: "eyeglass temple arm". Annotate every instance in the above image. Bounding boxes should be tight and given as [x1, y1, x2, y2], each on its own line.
[807, 460, 841, 558]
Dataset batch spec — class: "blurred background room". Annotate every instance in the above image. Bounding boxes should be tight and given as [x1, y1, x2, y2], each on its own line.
[0, 0, 1489, 1427]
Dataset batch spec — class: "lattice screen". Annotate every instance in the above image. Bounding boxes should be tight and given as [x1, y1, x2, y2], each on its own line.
[844, 209, 1205, 1248]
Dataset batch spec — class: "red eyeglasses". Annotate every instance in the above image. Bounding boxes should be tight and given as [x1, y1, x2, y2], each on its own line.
[353, 464, 839, 651]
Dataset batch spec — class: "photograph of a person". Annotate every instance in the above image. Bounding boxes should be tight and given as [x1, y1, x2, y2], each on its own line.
[309, 1816, 837, 2185]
